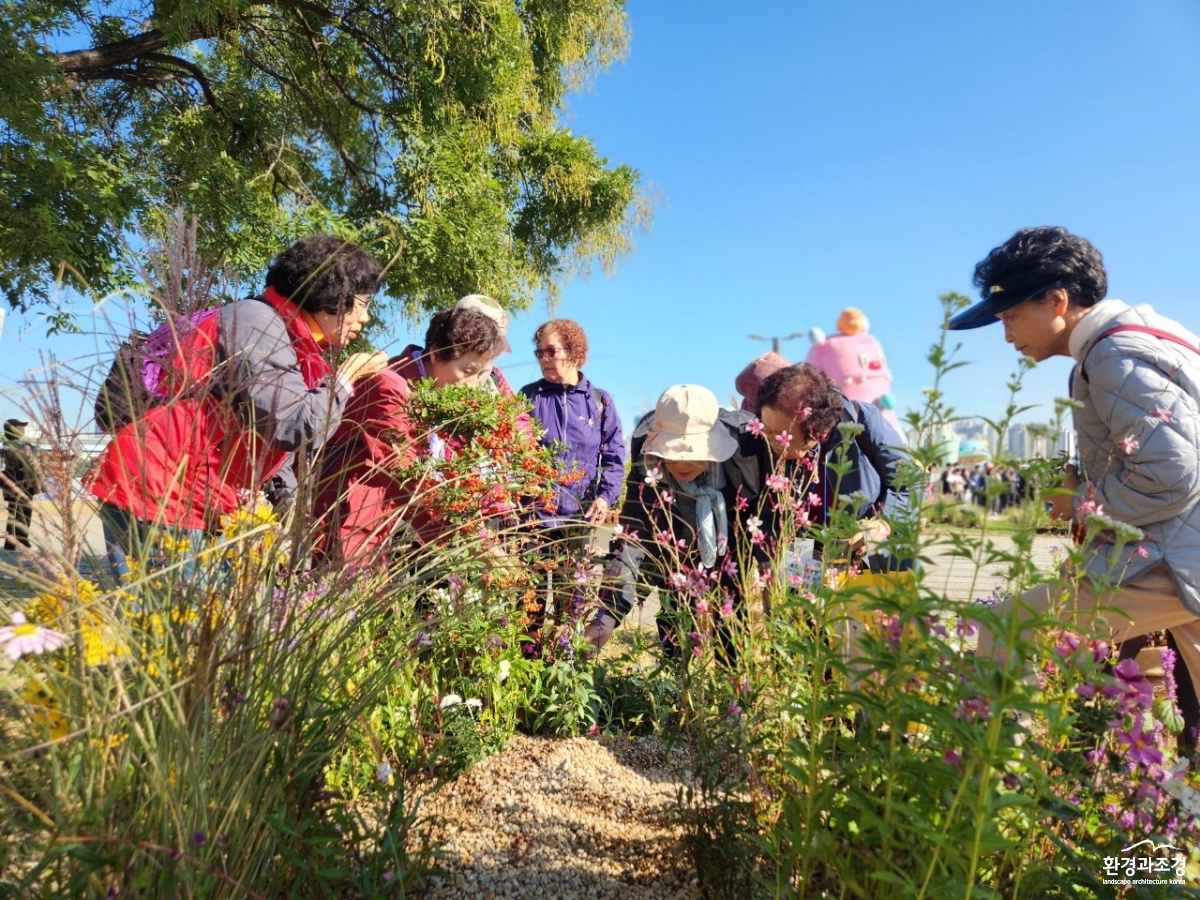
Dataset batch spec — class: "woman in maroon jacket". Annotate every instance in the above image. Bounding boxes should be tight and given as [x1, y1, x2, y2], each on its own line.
[313, 304, 509, 566]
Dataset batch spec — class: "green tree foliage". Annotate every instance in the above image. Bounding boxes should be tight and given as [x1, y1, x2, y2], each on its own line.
[0, 0, 646, 316]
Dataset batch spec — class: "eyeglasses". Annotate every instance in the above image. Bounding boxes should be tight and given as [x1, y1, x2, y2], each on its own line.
[534, 346, 565, 360]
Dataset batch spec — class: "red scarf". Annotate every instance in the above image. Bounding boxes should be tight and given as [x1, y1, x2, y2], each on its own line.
[261, 286, 333, 387]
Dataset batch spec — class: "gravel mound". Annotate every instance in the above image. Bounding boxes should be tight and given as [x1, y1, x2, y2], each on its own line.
[417, 734, 700, 898]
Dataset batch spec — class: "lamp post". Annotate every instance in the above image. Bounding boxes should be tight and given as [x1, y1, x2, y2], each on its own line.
[747, 331, 805, 354]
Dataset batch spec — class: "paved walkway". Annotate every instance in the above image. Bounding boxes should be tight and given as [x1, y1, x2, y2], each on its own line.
[601, 526, 1067, 631]
[0, 498, 1063, 610]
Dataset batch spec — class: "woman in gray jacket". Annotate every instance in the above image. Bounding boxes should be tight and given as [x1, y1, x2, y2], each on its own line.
[953, 225, 1200, 712]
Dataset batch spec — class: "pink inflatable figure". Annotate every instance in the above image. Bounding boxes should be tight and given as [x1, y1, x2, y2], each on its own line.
[804, 307, 901, 430]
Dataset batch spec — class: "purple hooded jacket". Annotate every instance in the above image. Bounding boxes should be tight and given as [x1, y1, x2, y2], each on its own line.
[521, 374, 625, 524]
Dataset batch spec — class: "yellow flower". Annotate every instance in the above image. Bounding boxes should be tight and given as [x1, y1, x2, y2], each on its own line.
[27, 576, 130, 665]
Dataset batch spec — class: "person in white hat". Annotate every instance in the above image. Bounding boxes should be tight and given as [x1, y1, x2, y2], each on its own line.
[585, 384, 764, 657]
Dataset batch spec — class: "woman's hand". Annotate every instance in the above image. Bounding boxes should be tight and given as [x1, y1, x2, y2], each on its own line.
[1046, 464, 1082, 522]
[584, 497, 610, 525]
[849, 518, 890, 559]
[340, 350, 389, 384]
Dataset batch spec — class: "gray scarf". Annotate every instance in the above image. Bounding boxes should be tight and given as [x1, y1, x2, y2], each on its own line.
[673, 466, 728, 568]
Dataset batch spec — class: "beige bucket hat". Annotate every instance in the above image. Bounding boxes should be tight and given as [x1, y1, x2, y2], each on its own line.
[641, 384, 738, 463]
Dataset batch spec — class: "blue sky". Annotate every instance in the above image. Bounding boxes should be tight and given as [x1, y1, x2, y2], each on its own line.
[4, 0, 1200, 443]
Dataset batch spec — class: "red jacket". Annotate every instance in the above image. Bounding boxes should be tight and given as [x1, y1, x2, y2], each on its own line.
[87, 292, 338, 530]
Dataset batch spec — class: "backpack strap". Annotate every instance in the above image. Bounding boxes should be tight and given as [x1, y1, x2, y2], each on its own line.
[1077, 323, 1200, 386]
[586, 384, 611, 499]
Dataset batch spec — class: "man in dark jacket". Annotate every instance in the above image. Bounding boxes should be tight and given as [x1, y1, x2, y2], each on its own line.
[2, 418, 41, 549]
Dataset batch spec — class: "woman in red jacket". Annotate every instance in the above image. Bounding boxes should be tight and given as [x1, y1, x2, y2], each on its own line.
[87, 235, 387, 579]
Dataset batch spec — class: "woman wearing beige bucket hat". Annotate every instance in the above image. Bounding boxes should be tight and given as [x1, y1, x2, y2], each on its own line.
[585, 384, 767, 657]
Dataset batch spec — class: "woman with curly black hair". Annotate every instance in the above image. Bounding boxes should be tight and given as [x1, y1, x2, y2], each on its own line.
[757, 363, 915, 571]
[87, 234, 388, 579]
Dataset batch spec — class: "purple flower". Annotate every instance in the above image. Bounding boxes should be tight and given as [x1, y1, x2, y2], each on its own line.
[1162, 646, 1179, 704]
[1114, 714, 1164, 767]
[953, 697, 990, 723]
[943, 748, 962, 766]
[1052, 630, 1080, 660]
[1113, 658, 1155, 708]
[193, 831, 206, 846]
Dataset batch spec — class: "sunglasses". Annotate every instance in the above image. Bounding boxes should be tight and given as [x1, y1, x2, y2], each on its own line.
[534, 347, 565, 360]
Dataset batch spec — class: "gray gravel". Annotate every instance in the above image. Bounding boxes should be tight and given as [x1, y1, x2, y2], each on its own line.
[417, 734, 700, 898]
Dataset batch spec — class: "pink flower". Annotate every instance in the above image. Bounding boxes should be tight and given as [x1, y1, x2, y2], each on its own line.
[669, 572, 688, 590]
[0, 613, 68, 660]
[735, 492, 748, 511]
[611, 524, 624, 537]
[1077, 499, 1100, 517]
[799, 406, 813, 420]
[719, 594, 734, 618]
[694, 598, 710, 615]
[775, 431, 793, 448]
[747, 419, 764, 437]
[765, 474, 788, 491]
[806, 492, 822, 508]
[1117, 434, 1140, 454]
[727, 700, 743, 719]
[660, 490, 674, 506]
[1133, 544, 1148, 558]
[943, 748, 962, 766]
[1151, 408, 1173, 422]
[644, 466, 662, 486]
[745, 515, 763, 534]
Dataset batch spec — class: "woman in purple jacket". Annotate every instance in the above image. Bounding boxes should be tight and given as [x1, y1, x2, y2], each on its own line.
[520, 319, 625, 530]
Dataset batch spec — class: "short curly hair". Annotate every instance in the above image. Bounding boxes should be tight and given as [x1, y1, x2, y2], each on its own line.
[756, 364, 845, 442]
[425, 309, 504, 362]
[973, 226, 1107, 309]
[265, 235, 383, 314]
[533, 319, 588, 367]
